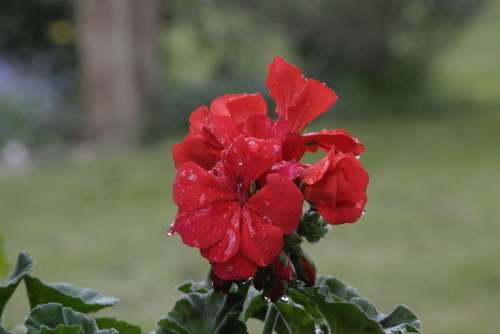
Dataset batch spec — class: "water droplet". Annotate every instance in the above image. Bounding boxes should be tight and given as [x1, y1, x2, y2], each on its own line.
[248, 140, 258, 153]
[166, 223, 175, 237]
[280, 296, 289, 302]
[198, 194, 206, 205]
[362, 209, 367, 215]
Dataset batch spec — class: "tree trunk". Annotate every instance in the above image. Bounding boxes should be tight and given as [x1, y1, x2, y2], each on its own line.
[77, 0, 158, 146]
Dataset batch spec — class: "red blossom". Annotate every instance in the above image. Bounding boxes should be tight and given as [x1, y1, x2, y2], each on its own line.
[170, 56, 370, 283]
[303, 150, 369, 225]
[172, 137, 304, 280]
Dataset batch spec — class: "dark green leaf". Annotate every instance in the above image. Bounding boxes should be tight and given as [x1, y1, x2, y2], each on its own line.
[350, 297, 383, 321]
[274, 299, 316, 334]
[0, 324, 13, 334]
[293, 276, 421, 334]
[25, 303, 117, 334]
[287, 288, 330, 334]
[38, 325, 82, 334]
[240, 287, 266, 321]
[380, 305, 421, 333]
[316, 276, 359, 301]
[25, 276, 118, 313]
[0, 252, 33, 320]
[154, 290, 247, 334]
[95, 318, 142, 334]
[176, 282, 209, 294]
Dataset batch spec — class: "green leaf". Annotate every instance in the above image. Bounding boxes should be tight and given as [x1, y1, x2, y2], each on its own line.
[240, 287, 266, 321]
[25, 303, 117, 334]
[290, 276, 421, 334]
[379, 305, 421, 333]
[38, 325, 82, 334]
[25, 276, 119, 313]
[176, 282, 209, 294]
[0, 324, 13, 334]
[95, 318, 142, 334]
[316, 276, 359, 301]
[0, 252, 33, 321]
[154, 289, 247, 334]
[287, 289, 330, 333]
[274, 299, 316, 334]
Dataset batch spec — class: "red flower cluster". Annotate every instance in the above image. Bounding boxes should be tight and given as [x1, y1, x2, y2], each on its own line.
[171, 57, 369, 281]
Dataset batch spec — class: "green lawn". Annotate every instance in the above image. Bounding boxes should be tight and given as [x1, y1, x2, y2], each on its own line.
[1, 109, 500, 333]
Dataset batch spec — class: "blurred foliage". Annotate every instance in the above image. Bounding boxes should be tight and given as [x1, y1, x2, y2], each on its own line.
[158, 0, 486, 129]
[0, 0, 76, 71]
[227, 0, 485, 90]
[0, 0, 489, 145]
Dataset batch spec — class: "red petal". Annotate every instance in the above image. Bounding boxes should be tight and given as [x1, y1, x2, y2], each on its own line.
[240, 208, 283, 267]
[304, 154, 369, 225]
[210, 94, 244, 117]
[316, 194, 367, 225]
[285, 79, 337, 133]
[201, 206, 241, 263]
[212, 254, 257, 280]
[241, 114, 273, 139]
[189, 105, 210, 133]
[302, 155, 331, 185]
[172, 134, 221, 170]
[173, 162, 234, 212]
[282, 133, 306, 161]
[269, 161, 304, 182]
[226, 93, 268, 127]
[267, 57, 308, 118]
[247, 174, 304, 235]
[304, 129, 365, 155]
[208, 115, 240, 148]
[222, 137, 281, 192]
[173, 201, 238, 249]
[266, 57, 337, 133]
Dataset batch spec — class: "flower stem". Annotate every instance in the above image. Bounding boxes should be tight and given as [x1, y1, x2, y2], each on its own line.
[262, 303, 278, 334]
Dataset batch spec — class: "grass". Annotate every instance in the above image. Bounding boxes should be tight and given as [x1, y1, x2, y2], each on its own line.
[1, 109, 500, 333]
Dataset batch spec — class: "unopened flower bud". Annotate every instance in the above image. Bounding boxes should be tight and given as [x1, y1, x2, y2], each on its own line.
[297, 253, 317, 287]
[274, 254, 295, 282]
[298, 208, 329, 243]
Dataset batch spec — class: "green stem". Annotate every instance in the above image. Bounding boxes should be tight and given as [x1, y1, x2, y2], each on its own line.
[262, 303, 279, 334]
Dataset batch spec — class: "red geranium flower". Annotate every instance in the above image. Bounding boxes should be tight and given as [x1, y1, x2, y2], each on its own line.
[303, 149, 369, 225]
[172, 137, 304, 280]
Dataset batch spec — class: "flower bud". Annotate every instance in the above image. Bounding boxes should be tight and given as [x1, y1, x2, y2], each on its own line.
[298, 207, 329, 243]
[274, 254, 295, 282]
[297, 253, 317, 287]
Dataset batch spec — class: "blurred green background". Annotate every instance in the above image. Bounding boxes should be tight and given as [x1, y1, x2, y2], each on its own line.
[1, 0, 499, 333]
